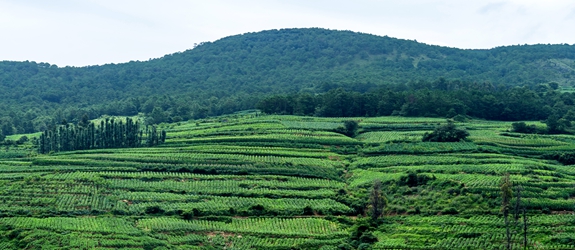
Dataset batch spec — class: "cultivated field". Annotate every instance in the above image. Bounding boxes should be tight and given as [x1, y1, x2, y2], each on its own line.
[1, 114, 575, 249]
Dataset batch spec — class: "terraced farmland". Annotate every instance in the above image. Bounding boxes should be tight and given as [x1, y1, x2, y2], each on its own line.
[1, 114, 575, 249]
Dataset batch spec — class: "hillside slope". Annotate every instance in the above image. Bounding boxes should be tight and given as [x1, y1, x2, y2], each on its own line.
[2, 114, 575, 249]
[0, 28, 574, 133]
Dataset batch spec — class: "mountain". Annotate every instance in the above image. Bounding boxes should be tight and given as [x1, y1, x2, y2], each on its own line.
[0, 28, 574, 134]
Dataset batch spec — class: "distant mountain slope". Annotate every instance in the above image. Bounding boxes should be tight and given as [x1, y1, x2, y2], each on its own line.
[0, 28, 574, 133]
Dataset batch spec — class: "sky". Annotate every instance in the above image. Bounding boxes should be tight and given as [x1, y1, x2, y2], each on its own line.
[1, 0, 574, 67]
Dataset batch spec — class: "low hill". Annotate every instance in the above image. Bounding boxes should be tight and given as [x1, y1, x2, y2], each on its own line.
[1, 28, 574, 134]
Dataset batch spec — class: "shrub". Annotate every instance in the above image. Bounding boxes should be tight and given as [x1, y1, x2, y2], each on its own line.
[399, 172, 434, 187]
[303, 206, 314, 215]
[511, 122, 538, 133]
[16, 136, 29, 145]
[145, 205, 165, 215]
[442, 207, 459, 215]
[422, 121, 469, 142]
[334, 120, 359, 137]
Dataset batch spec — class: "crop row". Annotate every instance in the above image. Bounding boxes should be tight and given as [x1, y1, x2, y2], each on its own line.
[0, 217, 140, 235]
[107, 179, 338, 199]
[351, 153, 553, 169]
[166, 133, 362, 146]
[137, 217, 346, 238]
[126, 197, 351, 215]
[367, 163, 529, 175]
[362, 142, 478, 154]
[31, 159, 342, 179]
[58, 152, 344, 169]
[356, 131, 426, 143]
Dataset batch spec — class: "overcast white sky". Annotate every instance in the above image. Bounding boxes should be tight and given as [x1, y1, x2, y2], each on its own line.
[1, 0, 574, 67]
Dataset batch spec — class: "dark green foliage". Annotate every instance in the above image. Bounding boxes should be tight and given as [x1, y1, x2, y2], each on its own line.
[422, 121, 469, 142]
[367, 180, 386, 221]
[546, 152, 575, 165]
[335, 120, 359, 137]
[1, 28, 575, 131]
[358, 232, 378, 244]
[512, 122, 539, 134]
[399, 172, 434, 187]
[15, 136, 28, 144]
[545, 114, 570, 134]
[343, 120, 359, 137]
[500, 173, 513, 250]
[145, 205, 165, 215]
[250, 204, 266, 215]
[549, 82, 560, 90]
[551, 235, 575, 245]
[303, 205, 314, 215]
[258, 81, 570, 121]
[452, 114, 467, 122]
[441, 207, 459, 215]
[37, 118, 165, 154]
[182, 210, 194, 220]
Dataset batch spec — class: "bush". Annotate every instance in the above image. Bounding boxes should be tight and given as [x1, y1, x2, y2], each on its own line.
[358, 243, 372, 250]
[303, 206, 314, 215]
[334, 120, 359, 137]
[548, 152, 575, 165]
[359, 232, 378, 244]
[511, 122, 538, 134]
[250, 204, 266, 215]
[442, 207, 459, 215]
[399, 172, 434, 187]
[16, 136, 29, 145]
[452, 114, 467, 122]
[145, 205, 165, 215]
[422, 121, 469, 142]
[182, 210, 194, 220]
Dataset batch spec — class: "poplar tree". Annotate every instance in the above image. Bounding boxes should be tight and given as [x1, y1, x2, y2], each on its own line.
[500, 173, 513, 250]
[368, 179, 387, 222]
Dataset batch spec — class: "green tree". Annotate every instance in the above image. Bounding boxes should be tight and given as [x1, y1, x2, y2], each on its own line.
[546, 114, 569, 134]
[150, 107, 167, 124]
[548, 82, 559, 90]
[368, 179, 387, 222]
[422, 120, 469, 142]
[500, 173, 513, 250]
[335, 120, 359, 137]
[512, 122, 538, 134]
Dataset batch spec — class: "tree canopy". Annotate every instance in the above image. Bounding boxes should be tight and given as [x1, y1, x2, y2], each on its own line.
[0, 28, 574, 136]
[422, 121, 469, 142]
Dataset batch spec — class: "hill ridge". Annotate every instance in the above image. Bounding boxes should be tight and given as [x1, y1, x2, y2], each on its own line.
[0, 27, 574, 135]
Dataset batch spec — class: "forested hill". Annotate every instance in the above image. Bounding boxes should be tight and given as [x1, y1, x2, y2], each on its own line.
[1, 28, 575, 135]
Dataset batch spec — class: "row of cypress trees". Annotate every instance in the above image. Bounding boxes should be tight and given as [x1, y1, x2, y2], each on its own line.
[38, 118, 166, 154]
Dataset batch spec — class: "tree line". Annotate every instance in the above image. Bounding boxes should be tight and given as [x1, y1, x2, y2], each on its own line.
[37, 118, 166, 154]
[1, 28, 574, 137]
[257, 79, 575, 123]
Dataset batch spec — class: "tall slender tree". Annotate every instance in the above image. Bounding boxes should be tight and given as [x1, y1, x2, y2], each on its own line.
[368, 179, 387, 222]
[523, 202, 528, 250]
[514, 186, 523, 225]
[37, 117, 165, 153]
[500, 173, 513, 250]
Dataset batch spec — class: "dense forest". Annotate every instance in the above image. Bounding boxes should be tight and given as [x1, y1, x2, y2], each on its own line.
[1, 28, 574, 138]
[257, 79, 575, 127]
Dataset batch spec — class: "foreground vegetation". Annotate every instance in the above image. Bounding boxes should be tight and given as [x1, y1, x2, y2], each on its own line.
[1, 113, 575, 249]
